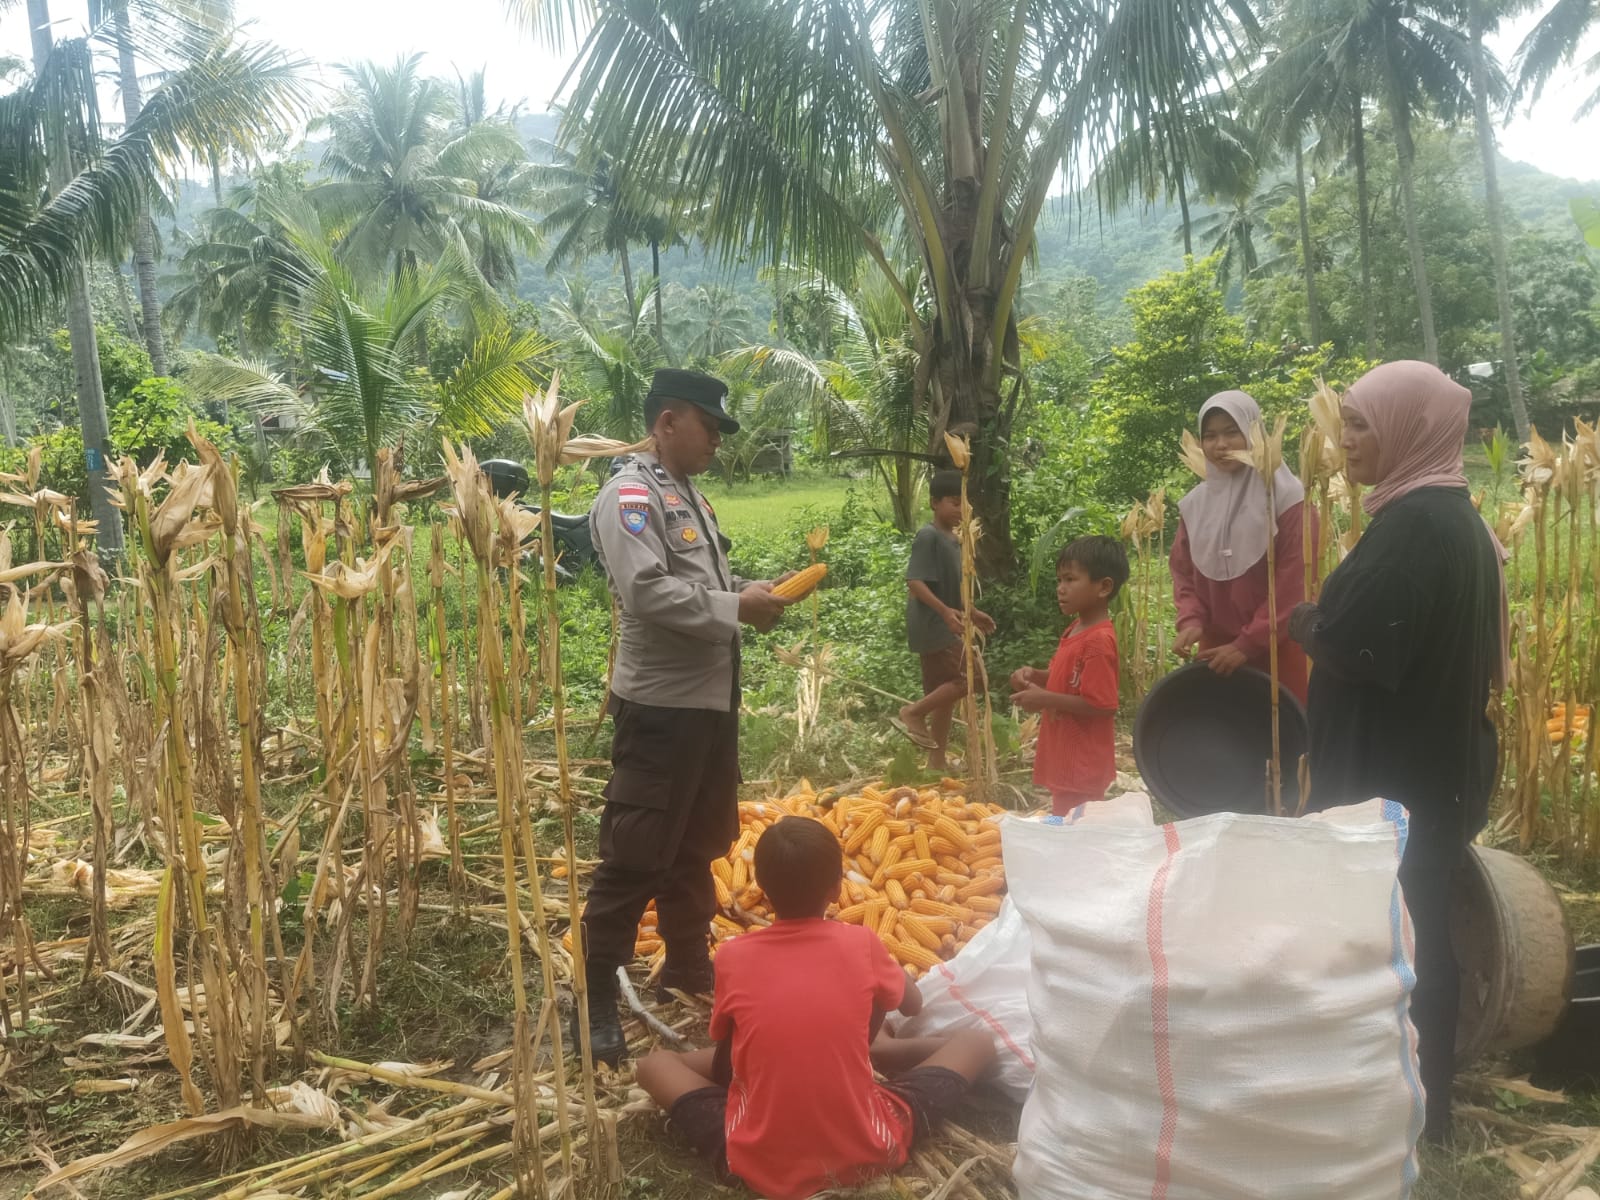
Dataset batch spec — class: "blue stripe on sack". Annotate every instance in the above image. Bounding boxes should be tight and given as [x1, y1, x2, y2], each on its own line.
[1067, 804, 1086, 825]
[1383, 799, 1424, 1194]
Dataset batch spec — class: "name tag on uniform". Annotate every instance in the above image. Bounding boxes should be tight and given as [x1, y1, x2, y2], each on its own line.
[618, 483, 650, 535]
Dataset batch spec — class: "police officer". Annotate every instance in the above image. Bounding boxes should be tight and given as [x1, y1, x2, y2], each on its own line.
[580, 368, 797, 1064]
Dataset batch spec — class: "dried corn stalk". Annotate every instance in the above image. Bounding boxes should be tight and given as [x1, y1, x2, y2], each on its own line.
[1228, 416, 1289, 815]
[0, 573, 71, 1032]
[942, 433, 997, 796]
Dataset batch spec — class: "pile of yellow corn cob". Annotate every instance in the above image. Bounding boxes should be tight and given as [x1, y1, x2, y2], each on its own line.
[600, 781, 1009, 977]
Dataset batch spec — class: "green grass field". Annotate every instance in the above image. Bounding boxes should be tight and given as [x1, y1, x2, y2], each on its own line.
[697, 471, 860, 538]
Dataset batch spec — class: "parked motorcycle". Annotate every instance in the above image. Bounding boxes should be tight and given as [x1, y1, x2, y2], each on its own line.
[479, 459, 597, 580]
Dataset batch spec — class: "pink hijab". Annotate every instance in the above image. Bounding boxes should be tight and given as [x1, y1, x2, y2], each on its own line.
[1344, 360, 1471, 516]
[1344, 360, 1509, 688]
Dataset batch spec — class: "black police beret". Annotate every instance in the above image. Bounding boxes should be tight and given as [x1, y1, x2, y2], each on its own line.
[645, 369, 740, 434]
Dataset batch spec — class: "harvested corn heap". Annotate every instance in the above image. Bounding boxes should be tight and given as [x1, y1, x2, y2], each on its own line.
[561, 781, 1010, 976]
[1549, 702, 1592, 745]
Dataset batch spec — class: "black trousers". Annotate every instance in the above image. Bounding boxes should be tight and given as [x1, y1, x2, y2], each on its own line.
[1399, 811, 1469, 1143]
[581, 698, 741, 974]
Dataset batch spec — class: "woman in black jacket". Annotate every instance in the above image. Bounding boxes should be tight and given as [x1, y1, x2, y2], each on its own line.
[1289, 360, 1507, 1145]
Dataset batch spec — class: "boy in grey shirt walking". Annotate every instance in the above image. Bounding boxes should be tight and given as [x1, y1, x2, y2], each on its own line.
[896, 470, 994, 771]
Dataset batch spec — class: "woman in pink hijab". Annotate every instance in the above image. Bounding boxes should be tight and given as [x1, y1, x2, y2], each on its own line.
[1169, 390, 1316, 703]
[1287, 360, 1507, 1146]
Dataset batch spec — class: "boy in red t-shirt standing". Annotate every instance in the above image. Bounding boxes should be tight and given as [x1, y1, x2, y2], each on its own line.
[636, 817, 995, 1200]
[1009, 535, 1129, 817]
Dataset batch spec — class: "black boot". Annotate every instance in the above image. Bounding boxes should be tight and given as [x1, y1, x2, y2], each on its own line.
[574, 968, 627, 1067]
[656, 952, 715, 1005]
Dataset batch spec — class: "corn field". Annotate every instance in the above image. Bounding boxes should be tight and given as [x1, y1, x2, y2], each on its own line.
[0, 379, 674, 1198]
[3, 369, 1598, 1196]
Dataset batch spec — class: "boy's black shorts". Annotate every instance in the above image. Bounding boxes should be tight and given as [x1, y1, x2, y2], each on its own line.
[667, 1066, 971, 1177]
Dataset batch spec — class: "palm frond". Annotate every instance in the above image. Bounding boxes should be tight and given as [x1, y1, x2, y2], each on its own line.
[438, 324, 556, 436]
[0, 36, 308, 340]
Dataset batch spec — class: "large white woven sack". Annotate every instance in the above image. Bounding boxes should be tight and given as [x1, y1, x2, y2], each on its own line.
[1004, 799, 1424, 1200]
[892, 792, 1157, 1099]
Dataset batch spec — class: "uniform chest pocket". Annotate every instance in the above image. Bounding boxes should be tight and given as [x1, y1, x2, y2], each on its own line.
[664, 511, 712, 554]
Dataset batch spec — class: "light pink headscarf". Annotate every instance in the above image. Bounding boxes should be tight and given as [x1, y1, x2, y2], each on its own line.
[1344, 360, 1509, 688]
[1344, 361, 1471, 516]
[1177, 390, 1305, 581]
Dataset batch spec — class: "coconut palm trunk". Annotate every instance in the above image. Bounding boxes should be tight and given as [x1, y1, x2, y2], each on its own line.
[618, 243, 636, 316]
[1176, 176, 1194, 257]
[111, 3, 168, 376]
[1388, 96, 1440, 364]
[1350, 97, 1379, 358]
[27, 0, 125, 562]
[651, 238, 664, 344]
[1294, 138, 1324, 347]
[1470, 15, 1530, 441]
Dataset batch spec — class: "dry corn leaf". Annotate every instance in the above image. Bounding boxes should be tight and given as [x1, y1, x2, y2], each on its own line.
[1309, 377, 1344, 445]
[943, 432, 971, 470]
[265, 1080, 342, 1126]
[34, 1104, 338, 1190]
[153, 867, 203, 1116]
[1179, 430, 1209, 479]
[1520, 428, 1561, 489]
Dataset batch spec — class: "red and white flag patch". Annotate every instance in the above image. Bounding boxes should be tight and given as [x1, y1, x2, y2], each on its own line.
[618, 483, 650, 535]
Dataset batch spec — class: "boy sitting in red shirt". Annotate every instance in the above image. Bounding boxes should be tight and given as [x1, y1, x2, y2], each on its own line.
[636, 816, 995, 1200]
[1009, 535, 1129, 817]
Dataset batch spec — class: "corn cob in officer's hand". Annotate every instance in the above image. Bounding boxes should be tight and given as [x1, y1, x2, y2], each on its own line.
[738, 563, 828, 632]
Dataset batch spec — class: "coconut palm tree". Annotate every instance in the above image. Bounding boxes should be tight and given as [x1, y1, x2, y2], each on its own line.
[673, 285, 756, 361]
[1194, 179, 1291, 291]
[1094, 88, 1258, 258]
[1463, 0, 1533, 440]
[1376, 6, 1478, 366]
[165, 186, 305, 356]
[188, 204, 552, 475]
[1517, 0, 1600, 116]
[107, 0, 166, 374]
[1246, 27, 1348, 350]
[528, 120, 671, 324]
[4, 5, 306, 557]
[310, 55, 540, 288]
[549, 279, 663, 439]
[447, 68, 542, 291]
[517, 0, 1258, 573]
[104, 0, 246, 372]
[1257, 0, 1476, 364]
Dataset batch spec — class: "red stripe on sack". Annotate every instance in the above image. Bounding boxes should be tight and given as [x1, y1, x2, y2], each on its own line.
[934, 962, 1036, 1070]
[1147, 823, 1182, 1200]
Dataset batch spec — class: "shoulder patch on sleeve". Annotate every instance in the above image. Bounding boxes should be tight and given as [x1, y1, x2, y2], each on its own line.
[617, 482, 651, 536]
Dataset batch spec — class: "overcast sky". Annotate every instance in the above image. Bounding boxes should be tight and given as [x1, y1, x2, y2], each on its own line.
[5, 0, 1597, 184]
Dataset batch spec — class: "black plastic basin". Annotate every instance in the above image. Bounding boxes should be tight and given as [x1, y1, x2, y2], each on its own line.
[1132, 663, 1309, 818]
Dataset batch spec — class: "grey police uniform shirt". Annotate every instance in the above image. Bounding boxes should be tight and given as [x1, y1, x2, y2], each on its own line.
[592, 451, 749, 712]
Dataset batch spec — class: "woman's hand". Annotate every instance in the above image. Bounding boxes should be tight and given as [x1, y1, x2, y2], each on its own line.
[1175, 626, 1203, 658]
[1197, 643, 1249, 677]
[1008, 667, 1033, 692]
